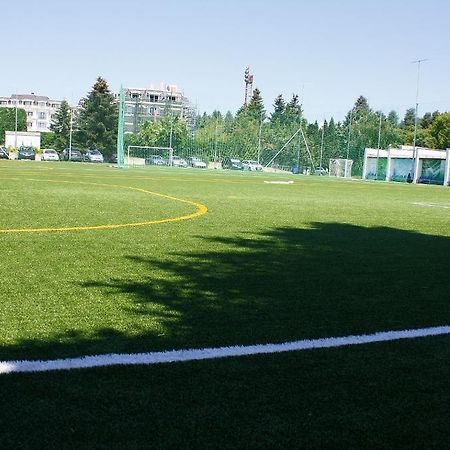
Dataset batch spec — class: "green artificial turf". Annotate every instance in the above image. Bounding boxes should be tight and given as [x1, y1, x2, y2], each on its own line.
[0, 160, 449, 447]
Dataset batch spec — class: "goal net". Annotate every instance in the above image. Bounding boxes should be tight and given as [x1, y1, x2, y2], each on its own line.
[126, 146, 173, 167]
[329, 158, 353, 178]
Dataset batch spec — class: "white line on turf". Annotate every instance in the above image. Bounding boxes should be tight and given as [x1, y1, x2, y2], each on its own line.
[412, 202, 450, 209]
[1, 325, 449, 374]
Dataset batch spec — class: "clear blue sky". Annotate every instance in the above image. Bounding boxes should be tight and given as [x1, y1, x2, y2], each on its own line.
[1, 0, 449, 122]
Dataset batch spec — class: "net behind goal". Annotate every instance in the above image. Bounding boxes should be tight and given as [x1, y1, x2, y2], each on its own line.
[126, 146, 173, 167]
[329, 158, 353, 178]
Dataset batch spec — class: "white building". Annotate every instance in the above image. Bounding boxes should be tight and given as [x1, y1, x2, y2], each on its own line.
[119, 84, 195, 133]
[0, 94, 63, 132]
[363, 145, 450, 186]
[5, 131, 40, 148]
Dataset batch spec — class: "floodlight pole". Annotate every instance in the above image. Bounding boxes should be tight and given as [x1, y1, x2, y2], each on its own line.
[257, 111, 263, 164]
[376, 112, 382, 180]
[116, 85, 125, 168]
[214, 119, 218, 166]
[14, 94, 18, 149]
[319, 122, 325, 169]
[345, 109, 353, 178]
[412, 58, 427, 182]
[69, 106, 73, 160]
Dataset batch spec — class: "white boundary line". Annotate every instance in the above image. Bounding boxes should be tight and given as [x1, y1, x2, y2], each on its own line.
[1, 325, 449, 374]
[412, 202, 450, 209]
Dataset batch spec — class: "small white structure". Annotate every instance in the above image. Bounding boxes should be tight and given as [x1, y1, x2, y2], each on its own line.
[363, 146, 450, 186]
[5, 131, 40, 149]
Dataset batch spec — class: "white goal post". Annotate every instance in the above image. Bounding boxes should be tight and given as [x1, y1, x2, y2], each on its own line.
[329, 158, 353, 178]
[126, 146, 174, 167]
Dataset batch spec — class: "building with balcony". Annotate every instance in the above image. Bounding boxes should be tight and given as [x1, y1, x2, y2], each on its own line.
[119, 84, 195, 133]
[0, 94, 63, 132]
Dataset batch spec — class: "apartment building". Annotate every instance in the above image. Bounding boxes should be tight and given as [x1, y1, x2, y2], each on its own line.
[120, 84, 195, 133]
[0, 94, 62, 132]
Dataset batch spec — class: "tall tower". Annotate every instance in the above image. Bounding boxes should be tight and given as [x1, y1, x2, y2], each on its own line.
[244, 67, 254, 105]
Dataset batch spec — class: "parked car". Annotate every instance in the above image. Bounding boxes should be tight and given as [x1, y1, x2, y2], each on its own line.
[84, 149, 104, 163]
[187, 156, 207, 169]
[171, 155, 188, 168]
[62, 148, 84, 162]
[222, 157, 244, 170]
[242, 160, 263, 171]
[18, 146, 36, 160]
[0, 146, 9, 159]
[41, 149, 60, 161]
[145, 154, 167, 166]
[313, 167, 328, 176]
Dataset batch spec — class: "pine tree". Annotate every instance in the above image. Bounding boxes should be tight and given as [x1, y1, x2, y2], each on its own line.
[50, 100, 71, 150]
[270, 94, 285, 123]
[245, 88, 265, 121]
[401, 108, 416, 129]
[285, 94, 303, 124]
[77, 77, 118, 156]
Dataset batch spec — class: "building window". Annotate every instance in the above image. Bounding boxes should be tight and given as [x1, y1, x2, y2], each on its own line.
[38, 112, 46, 120]
[27, 111, 33, 117]
[38, 122, 46, 129]
[27, 122, 33, 128]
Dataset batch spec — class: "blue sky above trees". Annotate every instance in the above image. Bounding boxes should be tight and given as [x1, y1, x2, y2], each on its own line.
[1, 0, 449, 121]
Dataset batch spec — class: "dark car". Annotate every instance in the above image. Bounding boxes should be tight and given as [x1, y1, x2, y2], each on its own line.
[0, 146, 9, 159]
[222, 157, 244, 170]
[18, 146, 35, 160]
[62, 148, 83, 162]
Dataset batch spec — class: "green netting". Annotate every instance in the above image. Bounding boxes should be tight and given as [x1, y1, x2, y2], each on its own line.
[419, 159, 445, 184]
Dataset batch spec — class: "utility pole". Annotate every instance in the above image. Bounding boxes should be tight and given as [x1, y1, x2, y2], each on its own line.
[412, 58, 428, 182]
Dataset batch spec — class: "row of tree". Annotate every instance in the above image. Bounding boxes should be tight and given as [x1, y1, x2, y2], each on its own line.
[7, 76, 449, 176]
[124, 89, 450, 175]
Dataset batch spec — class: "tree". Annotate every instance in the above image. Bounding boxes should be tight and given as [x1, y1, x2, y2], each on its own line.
[77, 77, 118, 157]
[0, 108, 26, 145]
[270, 95, 286, 123]
[387, 110, 399, 127]
[50, 100, 71, 150]
[284, 94, 303, 125]
[401, 108, 416, 129]
[245, 88, 265, 121]
[430, 112, 450, 149]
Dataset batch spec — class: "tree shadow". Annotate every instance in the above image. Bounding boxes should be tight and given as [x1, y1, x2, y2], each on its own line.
[2, 223, 449, 360]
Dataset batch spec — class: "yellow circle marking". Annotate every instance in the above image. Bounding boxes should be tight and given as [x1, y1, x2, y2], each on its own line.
[0, 178, 208, 234]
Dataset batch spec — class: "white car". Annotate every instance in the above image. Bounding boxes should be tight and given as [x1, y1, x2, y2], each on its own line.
[187, 156, 207, 168]
[41, 149, 60, 161]
[242, 160, 263, 171]
[171, 155, 188, 168]
[84, 149, 104, 163]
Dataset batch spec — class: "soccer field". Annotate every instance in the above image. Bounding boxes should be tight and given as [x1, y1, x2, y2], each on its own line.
[1, 160, 449, 448]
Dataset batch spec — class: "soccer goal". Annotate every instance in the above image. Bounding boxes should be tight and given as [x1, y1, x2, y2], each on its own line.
[329, 158, 353, 178]
[126, 146, 173, 167]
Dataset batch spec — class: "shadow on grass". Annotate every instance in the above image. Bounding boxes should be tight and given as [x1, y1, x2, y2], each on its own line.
[2, 223, 450, 360]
